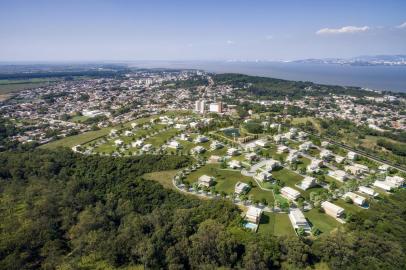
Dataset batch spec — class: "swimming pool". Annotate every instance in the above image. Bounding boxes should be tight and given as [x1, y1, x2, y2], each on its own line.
[223, 128, 240, 138]
[244, 222, 258, 231]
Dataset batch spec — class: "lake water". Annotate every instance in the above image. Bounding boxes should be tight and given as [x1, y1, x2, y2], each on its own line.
[130, 61, 406, 93]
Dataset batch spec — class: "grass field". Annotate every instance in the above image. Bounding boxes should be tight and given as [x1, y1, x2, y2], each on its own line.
[272, 168, 304, 187]
[333, 199, 364, 214]
[304, 208, 339, 235]
[0, 78, 61, 96]
[41, 116, 169, 149]
[143, 170, 178, 190]
[144, 128, 178, 147]
[40, 127, 113, 149]
[292, 117, 321, 133]
[258, 212, 296, 236]
[70, 115, 91, 123]
[185, 163, 275, 202]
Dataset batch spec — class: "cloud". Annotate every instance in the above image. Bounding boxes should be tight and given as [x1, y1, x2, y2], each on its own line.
[316, 26, 370, 35]
[226, 40, 235, 45]
[265, 35, 273, 40]
[396, 22, 406, 29]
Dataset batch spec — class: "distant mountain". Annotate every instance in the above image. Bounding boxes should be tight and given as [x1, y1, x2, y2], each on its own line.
[293, 55, 406, 66]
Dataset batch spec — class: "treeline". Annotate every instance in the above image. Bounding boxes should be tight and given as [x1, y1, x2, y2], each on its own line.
[213, 73, 381, 99]
[0, 70, 129, 80]
[377, 139, 406, 156]
[0, 149, 405, 269]
[368, 129, 406, 143]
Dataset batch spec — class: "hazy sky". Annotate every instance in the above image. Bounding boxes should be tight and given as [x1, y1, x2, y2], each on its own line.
[1, 0, 406, 61]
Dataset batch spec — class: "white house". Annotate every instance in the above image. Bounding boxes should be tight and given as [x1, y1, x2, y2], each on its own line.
[245, 206, 262, 224]
[179, 133, 191, 141]
[289, 208, 311, 232]
[124, 130, 133, 136]
[227, 148, 240, 156]
[255, 139, 270, 147]
[299, 141, 314, 152]
[290, 127, 298, 135]
[142, 144, 153, 152]
[328, 170, 348, 182]
[191, 146, 206, 154]
[358, 186, 379, 197]
[378, 164, 390, 172]
[110, 129, 118, 137]
[254, 171, 272, 182]
[298, 131, 308, 141]
[243, 142, 258, 152]
[235, 182, 250, 195]
[264, 159, 281, 171]
[274, 134, 284, 144]
[344, 164, 369, 176]
[335, 155, 346, 164]
[245, 152, 259, 161]
[307, 159, 323, 173]
[175, 123, 188, 130]
[321, 141, 330, 147]
[386, 175, 404, 186]
[277, 145, 289, 153]
[194, 135, 209, 143]
[343, 192, 366, 206]
[347, 151, 358, 160]
[320, 149, 333, 160]
[208, 155, 222, 164]
[297, 176, 316, 190]
[198, 175, 214, 188]
[373, 175, 404, 191]
[321, 201, 344, 218]
[280, 186, 301, 201]
[131, 139, 144, 148]
[210, 141, 223, 150]
[168, 140, 182, 149]
[286, 153, 299, 164]
[114, 139, 123, 146]
[229, 160, 242, 169]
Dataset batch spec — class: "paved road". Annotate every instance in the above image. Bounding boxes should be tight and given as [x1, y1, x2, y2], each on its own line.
[310, 133, 406, 173]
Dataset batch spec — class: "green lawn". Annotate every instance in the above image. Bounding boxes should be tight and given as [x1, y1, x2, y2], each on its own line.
[258, 212, 296, 237]
[70, 115, 90, 123]
[272, 168, 304, 187]
[144, 128, 178, 147]
[333, 199, 364, 214]
[304, 208, 339, 235]
[185, 164, 274, 202]
[297, 157, 311, 171]
[40, 127, 113, 149]
[292, 117, 321, 133]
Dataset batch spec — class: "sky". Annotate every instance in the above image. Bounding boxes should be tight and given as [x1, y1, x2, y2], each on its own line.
[1, 0, 406, 61]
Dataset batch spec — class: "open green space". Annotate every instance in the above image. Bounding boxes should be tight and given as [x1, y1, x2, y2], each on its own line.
[304, 208, 339, 235]
[145, 128, 179, 147]
[185, 163, 274, 202]
[40, 127, 113, 149]
[291, 117, 321, 132]
[70, 115, 91, 123]
[272, 168, 304, 187]
[258, 212, 296, 237]
[333, 199, 364, 214]
[143, 170, 178, 190]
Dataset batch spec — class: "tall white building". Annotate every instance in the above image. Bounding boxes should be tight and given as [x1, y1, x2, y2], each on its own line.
[195, 100, 206, 114]
[209, 102, 223, 113]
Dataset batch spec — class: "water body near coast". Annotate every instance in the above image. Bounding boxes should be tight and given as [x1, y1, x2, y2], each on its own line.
[131, 61, 406, 93]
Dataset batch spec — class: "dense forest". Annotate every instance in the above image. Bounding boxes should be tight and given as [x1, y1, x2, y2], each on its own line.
[213, 73, 382, 99]
[0, 149, 405, 269]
